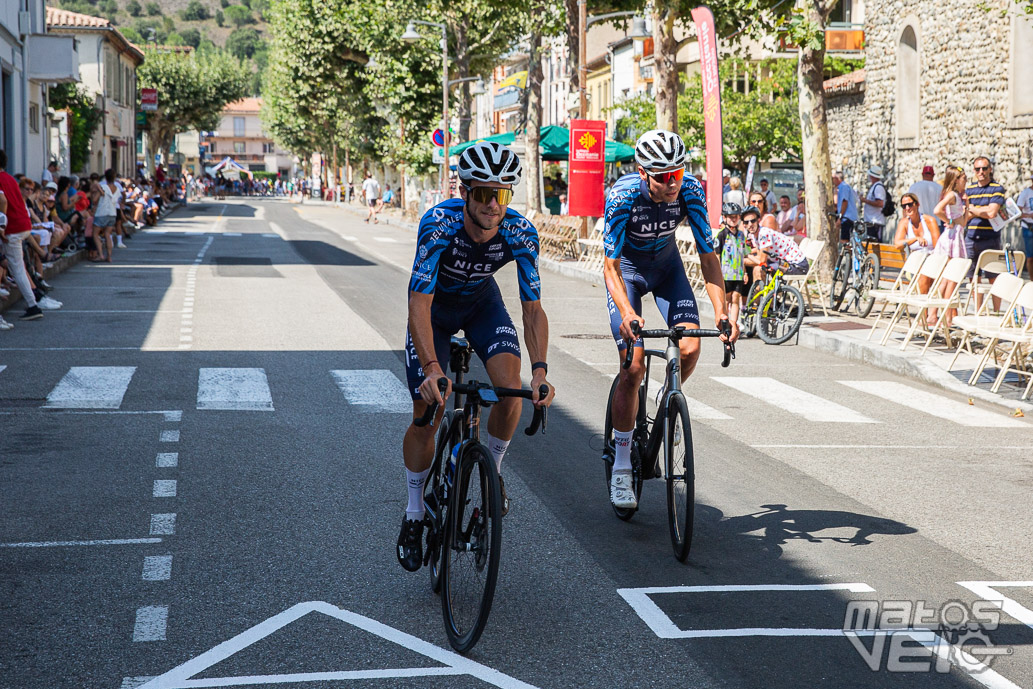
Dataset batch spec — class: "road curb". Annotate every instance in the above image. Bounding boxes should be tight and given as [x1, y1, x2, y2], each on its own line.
[1, 249, 85, 314]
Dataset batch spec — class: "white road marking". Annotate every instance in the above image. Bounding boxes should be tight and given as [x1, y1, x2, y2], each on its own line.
[156, 453, 178, 468]
[120, 678, 156, 689]
[341, 235, 357, 241]
[164, 410, 183, 422]
[331, 370, 410, 413]
[161, 430, 180, 442]
[133, 605, 168, 642]
[197, 368, 274, 411]
[648, 378, 731, 420]
[44, 366, 137, 409]
[223, 232, 242, 237]
[373, 236, 398, 243]
[0, 537, 161, 548]
[0, 365, 7, 375]
[153, 480, 177, 498]
[268, 222, 286, 239]
[957, 581, 1033, 632]
[150, 514, 176, 535]
[136, 601, 539, 689]
[261, 233, 278, 238]
[753, 444, 1033, 450]
[837, 380, 1027, 428]
[143, 555, 173, 581]
[712, 376, 878, 423]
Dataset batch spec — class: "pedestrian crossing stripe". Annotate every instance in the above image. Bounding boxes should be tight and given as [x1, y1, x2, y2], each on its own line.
[837, 380, 1027, 428]
[712, 376, 879, 424]
[331, 370, 411, 413]
[45, 366, 137, 409]
[196, 368, 274, 411]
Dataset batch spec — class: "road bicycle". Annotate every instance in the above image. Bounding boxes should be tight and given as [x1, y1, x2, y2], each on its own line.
[739, 265, 807, 345]
[413, 337, 547, 653]
[831, 222, 881, 317]
[602, 320, 733, 561]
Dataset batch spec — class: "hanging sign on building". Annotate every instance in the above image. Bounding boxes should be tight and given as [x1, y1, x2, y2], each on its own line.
[141, 88, 158, 112]
[568, 119, 607, 217]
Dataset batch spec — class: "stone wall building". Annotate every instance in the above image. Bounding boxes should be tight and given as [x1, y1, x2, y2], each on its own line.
[826, 0, 1033, 206]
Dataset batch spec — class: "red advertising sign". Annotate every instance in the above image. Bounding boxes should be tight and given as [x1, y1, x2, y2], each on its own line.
[568, 119, 606, 217]
[141, 88, 157, 112]
[691, 6, 723, 229]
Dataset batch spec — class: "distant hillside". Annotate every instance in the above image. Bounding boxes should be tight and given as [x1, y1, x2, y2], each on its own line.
[52, 0, 269, 54]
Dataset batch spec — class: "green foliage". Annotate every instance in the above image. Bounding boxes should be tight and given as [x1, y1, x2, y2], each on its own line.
[100, 0, 119, 17]
[226, 27, 261, 59]
[126, 0, 142, 16]
[57, 0, 107, 18]
[824, 56, 864, 78]
[166, 31, 185, 46]
[215, 9, 224, 26]
[137, 47, 251, 159]
[615, 58, 802, 168]
[224, 5, 253, 27]
[50, 84, 102, 174]
[180, 27, 202, 48]
[162, 15, 175, 32]
[145, 1, 160, 16]
[133, 18, 167, 43]
[240, 0, 251, 7]
[179, 0, 210, 21]
[120, 25, 143, 42]
[252, 170, 277, 180]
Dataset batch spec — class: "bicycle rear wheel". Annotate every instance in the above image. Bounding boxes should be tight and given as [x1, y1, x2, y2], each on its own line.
[603, 374, 643, 521]
[757, 284, 806, 345]
[830, 251, 850, 310]
[427, 412, 459, 595]
[665, 394, 695, 561]
[855, 253, 881, 317]
[440, 443, 501, 653]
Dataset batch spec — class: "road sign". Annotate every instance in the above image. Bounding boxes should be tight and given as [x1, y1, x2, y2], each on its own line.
[432, 147, 444, 164]
[141, 88, 157, 112]
[431, 129, 450, 147]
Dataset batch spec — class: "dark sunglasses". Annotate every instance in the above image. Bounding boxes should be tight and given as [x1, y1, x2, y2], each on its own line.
[647, 168, 685, 184]
[465, 185, 513, 205]
[901, 202, 915, 209]
[741, 218, 758, 225]
[974, 166, 989, 172]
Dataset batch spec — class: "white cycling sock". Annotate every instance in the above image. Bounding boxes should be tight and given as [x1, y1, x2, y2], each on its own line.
[485, 432, 510, 473]
[405, 468, 431, 521]
[613, 429, 634, 472]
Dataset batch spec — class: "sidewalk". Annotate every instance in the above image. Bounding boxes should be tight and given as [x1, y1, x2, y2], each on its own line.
[308, 202, 1033, 414]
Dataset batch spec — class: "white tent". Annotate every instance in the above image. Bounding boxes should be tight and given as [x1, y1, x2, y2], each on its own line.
[205, 157, 252, 181]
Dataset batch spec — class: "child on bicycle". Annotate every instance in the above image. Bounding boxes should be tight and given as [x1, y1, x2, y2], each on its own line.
[715, 202, 749, 326]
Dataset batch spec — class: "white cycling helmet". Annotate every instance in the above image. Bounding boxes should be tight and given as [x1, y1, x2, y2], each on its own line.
[635, 129, 686, 171]
[457, 141, 522, 186]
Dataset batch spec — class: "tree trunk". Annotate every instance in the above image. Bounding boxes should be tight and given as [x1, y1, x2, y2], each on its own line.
[564, 0, 580, 94]
[454, 25, 473, 143]
[331, 138, 338, 202]
[653, 3, 679, 133]
[525, 31, 544, 214]
[797, 0, 836, 278]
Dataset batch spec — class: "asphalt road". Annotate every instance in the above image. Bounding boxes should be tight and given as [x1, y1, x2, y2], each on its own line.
[1, 198, 1031, 689]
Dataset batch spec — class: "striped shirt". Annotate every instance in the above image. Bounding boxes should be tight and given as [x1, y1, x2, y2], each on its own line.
[965, 181, 1005, 239]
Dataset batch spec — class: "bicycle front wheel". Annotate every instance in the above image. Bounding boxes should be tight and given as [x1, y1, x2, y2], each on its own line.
[757, 284, 806, 345]
[665, 394, 695, 561]
[440, 443, 501, 653]
[830, 251, 850, 310]
[855, 253, 881, 317]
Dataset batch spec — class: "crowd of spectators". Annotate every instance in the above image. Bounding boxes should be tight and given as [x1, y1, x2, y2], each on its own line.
[0, 151, 184, 330]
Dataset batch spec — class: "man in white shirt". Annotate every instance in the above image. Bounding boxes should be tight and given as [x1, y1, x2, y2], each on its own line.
[362, 172, 381, 224]
[908, 165, 942, 219]
[1017, 171, 1033, 279]
[759, 179, 777, 212]
[776, 195, 795, 233]
[42, 161, 57, 184]
[861, 165, 887, 242]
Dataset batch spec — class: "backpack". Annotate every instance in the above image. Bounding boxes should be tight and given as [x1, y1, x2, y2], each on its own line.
[874, 183, 895, 217]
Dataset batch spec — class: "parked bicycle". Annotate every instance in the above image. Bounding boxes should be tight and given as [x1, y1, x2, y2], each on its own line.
[413, 337, 547, 653]
[739, 265, 807, 345]
[602, 320, 733, 561]
[831, 221, 881, 317]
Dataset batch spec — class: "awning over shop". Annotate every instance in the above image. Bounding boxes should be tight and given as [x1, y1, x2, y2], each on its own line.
[450, 125, 635, 163]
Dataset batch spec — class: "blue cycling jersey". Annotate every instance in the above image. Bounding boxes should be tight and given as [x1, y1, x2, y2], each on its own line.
[603, 173, 714, 259]
[409, 198, 541, 302]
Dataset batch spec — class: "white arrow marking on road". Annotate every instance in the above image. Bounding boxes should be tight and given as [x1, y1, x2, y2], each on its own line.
[0, 365, 6, 375]
[331, 370, 411, 413]
[135, 601, 540, 689]
[837, 380, 1027, 428]
[197, 368, 274, 411]
[712, 376, 878, 423]
[44, 366, 137, 409]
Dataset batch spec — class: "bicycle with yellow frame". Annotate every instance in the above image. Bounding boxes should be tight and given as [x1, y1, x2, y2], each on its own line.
[739, 262, 806, 345]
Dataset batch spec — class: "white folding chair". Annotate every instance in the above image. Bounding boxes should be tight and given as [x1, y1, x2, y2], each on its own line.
[897, 257, 972, 353]
[963, 249, 1025, 314]
[866, 250, 927, 341]
[782, 238, 828, 317]
[879, 253, 948, 346]
[947, 273, 1025, 371]
[969, 282, 1033, 398]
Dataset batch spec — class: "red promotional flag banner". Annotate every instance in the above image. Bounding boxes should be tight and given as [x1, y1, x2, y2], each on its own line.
[690, 6, 723, 229]
[568, 119, 607, 217]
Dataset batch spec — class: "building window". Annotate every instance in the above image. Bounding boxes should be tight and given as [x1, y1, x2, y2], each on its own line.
[830, 0, 852, 24]
[233, 141, 245, 154]
[233, 117, 246, 136]
[1010, 14, 1033, 126]
[29, 103, 39, 134]
[896, 24, 920, 148]
[262, 142, 274, 153]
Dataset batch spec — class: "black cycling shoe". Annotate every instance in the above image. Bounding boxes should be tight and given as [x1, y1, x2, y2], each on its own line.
[498, 475, 510, 517]
[396, 516, 424, 572]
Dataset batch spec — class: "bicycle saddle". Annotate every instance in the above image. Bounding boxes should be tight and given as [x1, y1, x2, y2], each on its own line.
[450, 336, 470, 351]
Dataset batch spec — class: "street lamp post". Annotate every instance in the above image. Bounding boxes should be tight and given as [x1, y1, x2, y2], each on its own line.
[403, 21, 450, 196]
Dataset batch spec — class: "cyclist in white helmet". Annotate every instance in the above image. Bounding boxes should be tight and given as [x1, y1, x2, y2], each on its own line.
[603, 129, 739, 510]
[397, 141, 556, 570]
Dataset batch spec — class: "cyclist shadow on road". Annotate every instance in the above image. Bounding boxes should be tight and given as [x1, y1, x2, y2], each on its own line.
[698, 503, 917, 560]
